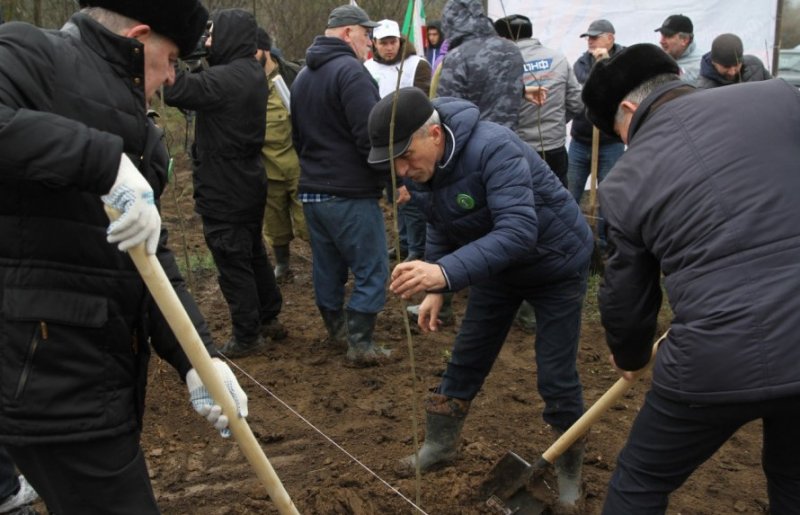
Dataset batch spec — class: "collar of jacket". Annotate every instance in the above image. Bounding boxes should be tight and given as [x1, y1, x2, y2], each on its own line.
[66, 13, 146, 79]
[628, 81, 697, 143]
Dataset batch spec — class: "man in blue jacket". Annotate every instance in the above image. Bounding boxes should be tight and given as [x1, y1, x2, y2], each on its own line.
[291, 5, 393, 367]
[582, 43, 800, 514]
[368, 88, 593, 510]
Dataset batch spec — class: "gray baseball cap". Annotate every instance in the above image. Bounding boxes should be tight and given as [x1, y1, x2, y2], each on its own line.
[327, 4, 379, 29]
[580, 19, 615, 38]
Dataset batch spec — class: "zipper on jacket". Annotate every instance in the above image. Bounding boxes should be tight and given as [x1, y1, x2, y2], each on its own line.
[14, 322, 47, 401]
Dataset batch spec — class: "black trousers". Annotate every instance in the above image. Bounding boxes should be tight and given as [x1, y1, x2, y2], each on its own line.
[603, 389, 800, 514]
[202, 217, 283, 343]
[0, 446, 18, 500]
[7, 432, 159, 514]
[537, 145, 568, 188]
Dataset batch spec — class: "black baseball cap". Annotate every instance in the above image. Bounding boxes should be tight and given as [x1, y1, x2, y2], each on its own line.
[655, 14, 693, 36]
[580, 19, 615, 38]
[327, 4, 379, 29]
[368, 88, 434, 164]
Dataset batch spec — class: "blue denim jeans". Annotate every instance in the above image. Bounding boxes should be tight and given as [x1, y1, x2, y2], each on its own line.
[566, 139, 626, 203]
[438, 266, 588, 430]
[603, 390, 800, 514]
[303, 197, 388, 314]
[398, 201, 427, 258]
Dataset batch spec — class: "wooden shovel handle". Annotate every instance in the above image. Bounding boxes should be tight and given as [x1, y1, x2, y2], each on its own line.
[541, 330, 668, 464]
[106, 208, 299, 515]
[588, 126, 601, 234]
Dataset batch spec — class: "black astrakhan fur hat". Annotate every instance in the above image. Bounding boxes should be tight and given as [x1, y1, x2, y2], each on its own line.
[79, 0, 209, 57]
[582, 43, 680, 136]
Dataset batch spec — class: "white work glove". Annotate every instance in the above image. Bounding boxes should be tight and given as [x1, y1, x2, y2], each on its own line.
[186, 358, 248, 438]
[101, 154, 161, 255]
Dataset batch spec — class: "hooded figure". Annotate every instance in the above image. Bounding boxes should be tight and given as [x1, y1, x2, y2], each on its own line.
[164, 9, 286, 357]
[424, 19, 444, 65]
[436, 0, 524, 130]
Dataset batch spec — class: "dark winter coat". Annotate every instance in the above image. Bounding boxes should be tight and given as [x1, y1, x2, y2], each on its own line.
[598, 79, 800, 404]
[696, 53, 772, 88]
[164, 9, 267, 223]
[437, 0, 524, 130]
[0, 14, 214, 444]
[291, 36, 384, 198]
[570, 44, 625, 144]
[417, 97, 592, 292]
[424, 20, 444, 65]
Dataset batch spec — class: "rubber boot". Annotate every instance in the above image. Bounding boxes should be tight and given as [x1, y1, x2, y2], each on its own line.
[399, 393, 470, 474]
[514, 301, 537, 334]
[344, 310, 392, 367]
[553, 433, 587, 512]
[273, 244, 293, 284]
[319, 308, 347, 347]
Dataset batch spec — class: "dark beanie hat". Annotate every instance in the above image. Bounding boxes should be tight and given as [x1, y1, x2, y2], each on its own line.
[256, 27, 272, 51]
[582, 43, 680, 136]
[494, 14, 532, 41]
[78, 0, 208, 58]
[711, 33, 744, 67]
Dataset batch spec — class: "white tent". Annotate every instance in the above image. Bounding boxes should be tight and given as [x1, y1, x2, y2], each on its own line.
[487, 0, 780, 72]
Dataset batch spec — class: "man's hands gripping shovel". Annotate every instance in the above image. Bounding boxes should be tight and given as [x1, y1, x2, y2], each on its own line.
[102, 158, 299, 515]
[479, 331, 668, 515]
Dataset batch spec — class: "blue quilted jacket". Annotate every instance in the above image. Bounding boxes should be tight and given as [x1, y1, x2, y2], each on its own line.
[415, 97, 592, 291]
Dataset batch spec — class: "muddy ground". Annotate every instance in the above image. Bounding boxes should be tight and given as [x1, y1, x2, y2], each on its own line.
[43, 163, 767, 515]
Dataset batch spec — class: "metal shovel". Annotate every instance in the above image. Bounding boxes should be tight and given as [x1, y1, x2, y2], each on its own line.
[480, 333, 667, 514]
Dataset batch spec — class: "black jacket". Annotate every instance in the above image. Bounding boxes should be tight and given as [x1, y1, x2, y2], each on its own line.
[599, 79, 800, 404]
[165, 9, 268, 222]
[291, 36, 384, 198]
[570, 44, 625, 144]
[0, 14, 214, 443]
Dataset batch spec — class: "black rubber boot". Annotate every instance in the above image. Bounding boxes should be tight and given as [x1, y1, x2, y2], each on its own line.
[272, 244, 293, 284]
[219, 334, 267, 358]
[554, 433, 587, 512]
[344, 310, 392, 367]
[399, 393, 470, 474]
[319, 308, 347, 347]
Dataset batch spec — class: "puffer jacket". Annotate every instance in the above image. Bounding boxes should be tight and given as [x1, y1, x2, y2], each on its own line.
[437, 0, 524, 130]
[164, 9, 268, 223]
[599, 79, 800, 404]
[416, 97, 592, 292]
[696, 53, 772, 88]
[0, 14, 214, 444]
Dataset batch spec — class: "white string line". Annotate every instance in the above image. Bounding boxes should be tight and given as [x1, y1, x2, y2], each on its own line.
[222, 355, 430, 515]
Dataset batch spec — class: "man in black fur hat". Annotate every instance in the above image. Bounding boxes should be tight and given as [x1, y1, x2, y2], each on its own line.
[0, 1, 250, 512]
[582, 43, 800, 513]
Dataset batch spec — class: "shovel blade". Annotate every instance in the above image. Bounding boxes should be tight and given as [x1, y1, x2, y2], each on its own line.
[479, 451, 534, 500]
[486, 489, 546, 515]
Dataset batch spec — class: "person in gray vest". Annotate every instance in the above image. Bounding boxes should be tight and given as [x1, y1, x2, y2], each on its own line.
[654, 14, 702, 84]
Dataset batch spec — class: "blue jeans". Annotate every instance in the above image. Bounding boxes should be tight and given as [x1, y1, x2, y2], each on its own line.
[438, 266, 588, 430]
[398, 201, 426, 258]
[603, 390, 800, 514]
[567, 139, 625, 249]
[303, 197, 388, 314]
[566, 139, 625, 203]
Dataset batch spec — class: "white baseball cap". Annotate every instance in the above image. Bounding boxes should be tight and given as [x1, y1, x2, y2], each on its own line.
[374, 19, 400, 40]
